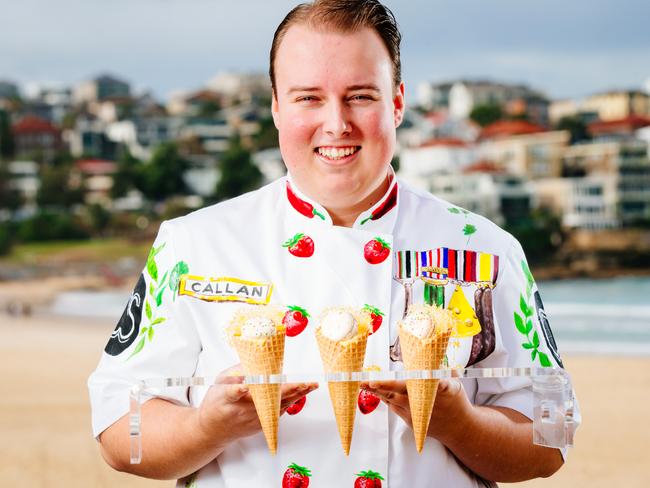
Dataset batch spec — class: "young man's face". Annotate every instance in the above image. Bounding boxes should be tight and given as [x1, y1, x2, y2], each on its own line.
[272, 24, 404, 211]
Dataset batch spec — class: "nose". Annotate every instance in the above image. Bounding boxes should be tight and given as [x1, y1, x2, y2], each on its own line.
[322, 100, 351, 138]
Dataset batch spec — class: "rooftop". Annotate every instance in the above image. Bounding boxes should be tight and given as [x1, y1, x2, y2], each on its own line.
[12, 115, 60, 134]
[480, 119, 547, 140]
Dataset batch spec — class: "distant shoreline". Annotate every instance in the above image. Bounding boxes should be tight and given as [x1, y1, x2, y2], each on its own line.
[532, 265, 650, 281]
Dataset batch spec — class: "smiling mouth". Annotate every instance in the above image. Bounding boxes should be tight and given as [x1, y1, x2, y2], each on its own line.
[315, 146, 361, 160]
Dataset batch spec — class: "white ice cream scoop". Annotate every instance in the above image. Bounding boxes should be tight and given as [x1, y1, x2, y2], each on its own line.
[241, 316, 276, 338]
[402, 311, 434, 339]
[320, 309, 358, 341]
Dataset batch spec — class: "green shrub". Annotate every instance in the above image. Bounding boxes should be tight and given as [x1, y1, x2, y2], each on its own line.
[17, 212, 90, 242]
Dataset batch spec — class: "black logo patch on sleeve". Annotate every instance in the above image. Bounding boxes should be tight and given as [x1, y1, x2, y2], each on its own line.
[534, 291, 564, 368]
[105, 274, 146, 356]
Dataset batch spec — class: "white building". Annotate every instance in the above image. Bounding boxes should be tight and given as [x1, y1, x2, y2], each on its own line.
[253, 148, 285, 184]
[7, 161, 40, 216]
[206, 72, 271, 104]
[399, 138, 478, 180]
[405, 167, 532, 227]
[448, 80, 548, 122]
[534, 177, 619, 230]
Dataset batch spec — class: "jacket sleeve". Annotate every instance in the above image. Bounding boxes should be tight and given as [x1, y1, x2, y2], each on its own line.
[472, 236, 566, 420]
[87, 220, 201, 438]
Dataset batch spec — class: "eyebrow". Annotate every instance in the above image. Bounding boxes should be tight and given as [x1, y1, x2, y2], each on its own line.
[286, 84, 381, 95]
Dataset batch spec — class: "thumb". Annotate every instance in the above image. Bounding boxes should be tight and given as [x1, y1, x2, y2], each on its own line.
[440, 378, 462, 395]
[223, 383, 249, 403]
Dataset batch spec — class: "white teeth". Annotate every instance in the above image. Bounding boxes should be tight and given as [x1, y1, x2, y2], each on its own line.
[317, 146, 358, 159]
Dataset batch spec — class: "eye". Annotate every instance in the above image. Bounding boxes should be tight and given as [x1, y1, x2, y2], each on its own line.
[349, 94, 375, 102]
[296, 95, 319, 103]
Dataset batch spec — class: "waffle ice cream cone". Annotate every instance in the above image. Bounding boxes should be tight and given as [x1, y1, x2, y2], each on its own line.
[229, 307, 285, 455]
[399, 305, 454, 453]
[315, 308, 370, 455]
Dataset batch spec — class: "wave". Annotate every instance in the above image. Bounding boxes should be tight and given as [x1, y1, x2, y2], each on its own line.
[559, 340, 650, 356]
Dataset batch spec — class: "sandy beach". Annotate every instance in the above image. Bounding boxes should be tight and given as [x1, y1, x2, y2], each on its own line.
[1, 312, 649, 487]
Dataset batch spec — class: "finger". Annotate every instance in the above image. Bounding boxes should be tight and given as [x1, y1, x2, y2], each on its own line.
[217, 364, 245, 384]
[280, 385, 318, 408]
[280, 382, 318, 398]
[223, 383, 250, 403]
[367, 380, 408, 395]
[217, 374, 245, 385]
[439, 378, 462, 395]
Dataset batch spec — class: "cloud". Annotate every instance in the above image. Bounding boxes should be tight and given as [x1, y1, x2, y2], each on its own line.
[1, 0, 648, 100]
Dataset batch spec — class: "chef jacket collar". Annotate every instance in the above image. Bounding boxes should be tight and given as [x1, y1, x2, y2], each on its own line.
[285, 167, 399, 234]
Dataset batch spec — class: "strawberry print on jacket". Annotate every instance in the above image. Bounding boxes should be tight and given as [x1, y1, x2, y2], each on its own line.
[363, 304, 384, 334]
[363, 237, 391, 264]
[283, 233, 315, 258]
[283, 305, 310, 337]
[354, 470, 384, 487]
[282, 463, 312, 488]
[286, 181, 326, 220]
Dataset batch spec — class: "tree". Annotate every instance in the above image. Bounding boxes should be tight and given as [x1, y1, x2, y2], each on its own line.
[198, 100, 221, 118]
[36, 163, 84, 209]
[111, 150, 142, 199]
[555, 116, 590, 144]
[0, 109, 14, 159]
[252, 116, 279, 151]
[469, 103, 503, 127]
[215, 136, 263, 201]
[139, 142, 191, 202]
[0, 161, 22, 211]
[505, 208, 563, 264]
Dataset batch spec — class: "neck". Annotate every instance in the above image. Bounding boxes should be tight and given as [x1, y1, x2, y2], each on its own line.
[324, 176, 390, 227]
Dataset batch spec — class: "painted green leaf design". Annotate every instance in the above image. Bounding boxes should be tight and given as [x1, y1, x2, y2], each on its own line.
[514, 312, 527, 335]
[522, 342, 534, 349]
[146, 243, 165, 282]
[531, 349, 538, 361]
[525, 319, 533, 334]
[139, 326, 148, 336]
[448, 207, 461, 214]
[149, 281, 155, 297]
[521, 260, 535, 288]
[147, 257, 159, 282]
[520, 294, 532, 318]
[148, 327, 154, 341]
[532, 330, 540, 348]
[128, 336, 146, 359]
[159, 270, 170, 288]
[155, 287, 165, 307]
[145, 300, 152, 321]
[538, 352, 552, 367]
[169, 261, 190, 292]
[463, 224, 477, 236]
[151, 317, 166, 326]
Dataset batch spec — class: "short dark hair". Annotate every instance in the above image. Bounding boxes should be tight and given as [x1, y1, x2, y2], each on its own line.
[269, 0, 402, 94]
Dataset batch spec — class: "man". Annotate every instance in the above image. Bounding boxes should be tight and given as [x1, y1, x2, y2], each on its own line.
[89, 1, 574, 486]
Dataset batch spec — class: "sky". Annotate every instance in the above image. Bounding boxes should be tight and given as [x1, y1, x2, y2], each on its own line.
[1, 0, 649, 103]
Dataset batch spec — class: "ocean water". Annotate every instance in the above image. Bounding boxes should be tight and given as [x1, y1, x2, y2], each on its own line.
[49, 277, 650, 356]
[537, 277, 650, 356]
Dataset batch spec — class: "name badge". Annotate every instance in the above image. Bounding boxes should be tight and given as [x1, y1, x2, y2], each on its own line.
[179, 275, 273, 304]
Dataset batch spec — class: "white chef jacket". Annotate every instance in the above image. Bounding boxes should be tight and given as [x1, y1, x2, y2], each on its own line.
[89, 173, 571, 487]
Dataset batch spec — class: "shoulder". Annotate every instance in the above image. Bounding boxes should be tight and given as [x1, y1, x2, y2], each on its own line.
[396, 179, 517, 254]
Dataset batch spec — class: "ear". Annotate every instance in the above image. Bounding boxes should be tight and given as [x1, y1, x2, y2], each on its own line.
[393, 81, 405, 128]
[271, 91, 280, 130]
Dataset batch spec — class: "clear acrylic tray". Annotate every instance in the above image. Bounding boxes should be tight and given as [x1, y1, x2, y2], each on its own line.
[128, 367, 576, 463]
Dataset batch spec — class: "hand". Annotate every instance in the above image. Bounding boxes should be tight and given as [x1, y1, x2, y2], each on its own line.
[359, 377, 472, 441]
[197, 365, 318, 447]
